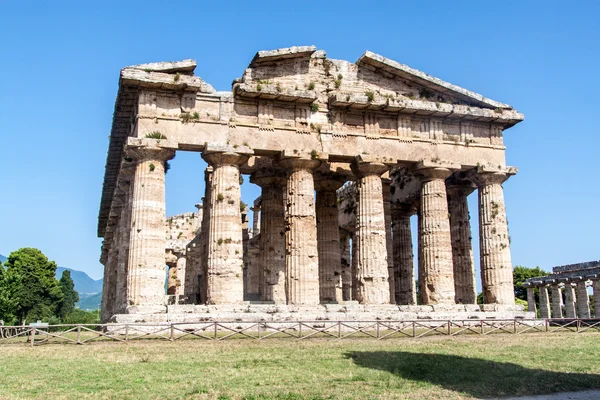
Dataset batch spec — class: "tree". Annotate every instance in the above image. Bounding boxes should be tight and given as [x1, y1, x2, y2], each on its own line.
[3, 248, 63, 324]
[57, 270, 79, 319]
[513, 265, 549, 301]
[0, 266, 21, 325]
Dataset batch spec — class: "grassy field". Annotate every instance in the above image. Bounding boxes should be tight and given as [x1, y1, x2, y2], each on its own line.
[0, 332, 599, 399]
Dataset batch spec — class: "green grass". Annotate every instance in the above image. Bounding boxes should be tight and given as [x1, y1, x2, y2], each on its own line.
[0, 333, 599, 399]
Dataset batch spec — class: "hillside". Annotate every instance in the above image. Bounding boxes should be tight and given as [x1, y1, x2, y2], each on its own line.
[55, 266, 103, 294]
[77, 292, 102, 311]
[0, 254, 6, 263]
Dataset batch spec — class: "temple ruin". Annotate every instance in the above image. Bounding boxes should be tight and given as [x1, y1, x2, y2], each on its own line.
[523, 261, 600, 319]
[98, 46, 530, 323]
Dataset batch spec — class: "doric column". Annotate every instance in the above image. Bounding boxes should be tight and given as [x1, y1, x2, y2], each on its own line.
[166, 256, 177, 296]
[126, 139, 176, 310]
[351, 157, 391, 304]
[382, 179, 396, 303]
[114, 163, 134, 314]
[351, 231, 358, 301]
[392, 203, 416, 305]
[315, 178, 345, 303]
[251, 198, 261, 235]
[278, 157, 321, 305]
[594, 279, 600, 318]
[251, 171, 287, 303]
[446, 180, 477, 304]
[415, 161, 458, 305]
[340, 230, 352, 301]
[539, 285, 551, 318]
[469, 167, 517, 304]
[101, 223, 119, 321]
[551, 284, 564, 318]
[526, 286, 537, 314]
[202, 149, 250, 304]
[576, 280, 590, 318]
[175, 254, 186, 301]
[563, 282, 577, 318]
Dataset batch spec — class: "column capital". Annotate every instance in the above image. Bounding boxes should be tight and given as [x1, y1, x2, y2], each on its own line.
[202, 151, 250, 167]
[414, 160, 460, 181]
[126, 138, 177, 162]
[314, 178, 345, 192]
[391, 201, 417, 218]
[467, 166, 517, 186]
[278, 157, 322, 171]
[446, 176, 476, 197]
[250, 166, 287, 187]
[351, 156, 390, 178]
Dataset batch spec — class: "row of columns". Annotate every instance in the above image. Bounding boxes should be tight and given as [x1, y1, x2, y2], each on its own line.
[527, 280, 599, 318]
[102, 141, 516, 314]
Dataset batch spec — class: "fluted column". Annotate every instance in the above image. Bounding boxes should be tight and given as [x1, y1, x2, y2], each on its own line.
[563, 283, 577, 318]
[340, 230, 352, 301]
[416, 162, 457, 305]
[526, 287, 536, 314]
[539, 285, 551, 318]
[351, 159, 391, 304]
[126, 141, 176, 310]
[446, 182, 477, 304]
[175, 254, 186, 301]
[392, 203, 416, 305]
[115, 164, 134, 314]
[469, 167, 516, 304]
[315, 179, 345, 303]
[202, 150, 249, 304]
[166, 262, 177, 295]
[382, 180, 395, 303]
[594, 279, 600, 318]
[101, 225, 118, 321]
[279, 157, 321, 305]
[576, 280, 590, 318]
[251, 173, 287, 303]
[351, 232, 358, 301]
[551, 284, 564, 318]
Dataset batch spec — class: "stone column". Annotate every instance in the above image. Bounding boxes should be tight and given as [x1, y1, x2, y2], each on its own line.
[469, 167, 516, 305]
[576, 280, 590, 318]
[551, 284, 564, 318]
[166, 262, 177, 295]
[175, 254, 186, 302]
[526, 286, 537, 314]
[202, 150, 249, 304]
[594, 279, 600, 318]
[392, 203, 416, 305]
[340, 230, 352, 301]
[251, 198, 261, 235]
[351, 158, 391, 304]
[416, 162, 457, 305]
[563, 282, 577, 318]
[115, 164, 134, 314]
[382, 179, 396, 303]
[446, 181, 477, 304]
[251, 172, 287, 303]
[101, 224, 118, 321]
[315, 179, 345, 303]
[351, 232, 358, 301]
[126, 140, 176, 310]
[539, 285, 551, 318]
[278, 157, 321, 305]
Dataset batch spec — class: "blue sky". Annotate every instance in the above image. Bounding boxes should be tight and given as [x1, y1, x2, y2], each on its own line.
[0, 1, 598, 282]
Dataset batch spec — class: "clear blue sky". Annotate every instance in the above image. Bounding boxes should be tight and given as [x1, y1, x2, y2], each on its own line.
[0, 1, 598, 282]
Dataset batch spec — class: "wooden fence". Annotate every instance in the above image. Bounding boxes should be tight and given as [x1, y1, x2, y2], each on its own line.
[1, 318, 599, 346]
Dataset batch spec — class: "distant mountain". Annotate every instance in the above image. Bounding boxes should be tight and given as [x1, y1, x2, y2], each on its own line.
[77, 292, 102, 311]
[0, 254, 6, 263]
[56, 267, 103, 294]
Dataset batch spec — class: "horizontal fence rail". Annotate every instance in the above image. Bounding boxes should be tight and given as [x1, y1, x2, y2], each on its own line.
[1, 319, 599, 346]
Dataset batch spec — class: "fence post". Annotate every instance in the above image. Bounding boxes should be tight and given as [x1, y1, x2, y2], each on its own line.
[412, 321, 416, 338]
[513, 319, 517, 334]
[77, 325, 81, 344]
[447, 321, 451, 335]
[30, 328, 35, 347]
[545, 318, 549, 333]
[170, 324, 174, 341]
[125, 325, 129, 341]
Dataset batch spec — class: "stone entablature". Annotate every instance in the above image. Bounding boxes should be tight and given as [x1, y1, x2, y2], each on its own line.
[98, 46, 525, 321]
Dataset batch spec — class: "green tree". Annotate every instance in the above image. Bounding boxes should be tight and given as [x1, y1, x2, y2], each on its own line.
[57, 270, 79, 319]
[4, 248, 63, 324]
[513, 265, 548, 301]
[0, 265, 21, 325]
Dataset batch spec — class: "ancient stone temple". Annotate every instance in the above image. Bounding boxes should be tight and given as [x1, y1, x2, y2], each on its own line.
[98, 46, 529, 323]
[523, 261, 600, 319]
